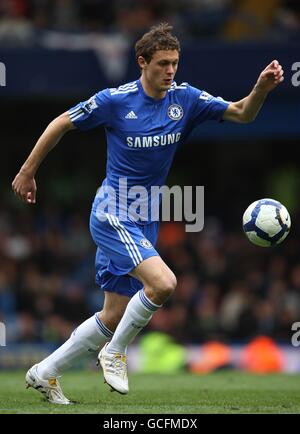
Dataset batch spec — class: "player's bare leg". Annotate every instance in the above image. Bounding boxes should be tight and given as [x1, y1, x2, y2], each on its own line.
[98, 256, 176, 394]
[131, 256, 177, 305]
[98, 291, 130, 332]
[26, 292, 128, 404]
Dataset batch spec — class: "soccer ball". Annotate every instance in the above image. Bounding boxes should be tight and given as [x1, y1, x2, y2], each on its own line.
[243, 198, 291, 247]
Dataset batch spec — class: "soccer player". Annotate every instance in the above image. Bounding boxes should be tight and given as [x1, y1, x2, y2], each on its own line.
[12, 23, 284, 404]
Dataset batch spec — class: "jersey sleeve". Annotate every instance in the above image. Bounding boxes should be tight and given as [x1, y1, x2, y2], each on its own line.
[68, 88, 112, 131]
[188, 85, 230, 125]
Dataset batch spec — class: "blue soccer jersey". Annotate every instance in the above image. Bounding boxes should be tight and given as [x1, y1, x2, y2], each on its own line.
[68, 80, 229, 223]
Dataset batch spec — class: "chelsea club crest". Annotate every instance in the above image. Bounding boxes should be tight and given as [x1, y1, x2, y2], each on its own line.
[168, 104, 183, 121]
[140, 238, 153, 249]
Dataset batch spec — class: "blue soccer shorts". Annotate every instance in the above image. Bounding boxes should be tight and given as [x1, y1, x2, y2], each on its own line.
[89, 206, 160, 298]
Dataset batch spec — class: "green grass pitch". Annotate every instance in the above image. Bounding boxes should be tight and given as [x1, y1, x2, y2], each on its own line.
[0, 370, 299, 414]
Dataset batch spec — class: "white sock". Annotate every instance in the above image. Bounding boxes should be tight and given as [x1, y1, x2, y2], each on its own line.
[37, 313, 113, 379]
[106, 289, 161, 354]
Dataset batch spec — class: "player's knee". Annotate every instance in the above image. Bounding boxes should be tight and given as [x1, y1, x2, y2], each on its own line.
[151, 270, 177, 301]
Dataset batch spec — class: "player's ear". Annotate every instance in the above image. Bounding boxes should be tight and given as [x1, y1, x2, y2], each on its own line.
[137, 56, 147, 70]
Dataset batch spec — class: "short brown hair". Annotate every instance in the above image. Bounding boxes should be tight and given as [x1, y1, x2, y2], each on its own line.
[135, 23, 180, 63]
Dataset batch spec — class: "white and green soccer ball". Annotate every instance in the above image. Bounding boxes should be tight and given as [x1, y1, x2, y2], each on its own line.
[243, 198, 291, 247]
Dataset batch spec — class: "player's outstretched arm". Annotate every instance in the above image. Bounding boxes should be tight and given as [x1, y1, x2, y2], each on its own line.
[222, 60, 284, 123]
[12, 112, 75, 204]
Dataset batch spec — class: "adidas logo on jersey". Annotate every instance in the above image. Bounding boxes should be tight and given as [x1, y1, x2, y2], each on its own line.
[125, 111, 138, 119]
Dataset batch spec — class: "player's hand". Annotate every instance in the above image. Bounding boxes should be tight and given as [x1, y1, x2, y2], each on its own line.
[255, 60, 284, 93]
[12, 171, 37, 204]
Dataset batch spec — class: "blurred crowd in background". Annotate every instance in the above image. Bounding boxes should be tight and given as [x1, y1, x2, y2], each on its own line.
[1, 204, 300, 346]
[0, 0, 299, 46]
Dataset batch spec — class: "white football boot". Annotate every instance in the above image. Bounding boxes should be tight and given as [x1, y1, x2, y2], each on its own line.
[25, 364, 72, 405]
[98, 343, 129, 394]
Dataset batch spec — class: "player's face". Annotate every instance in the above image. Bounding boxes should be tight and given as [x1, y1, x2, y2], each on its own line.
[140, 50, 179, 98]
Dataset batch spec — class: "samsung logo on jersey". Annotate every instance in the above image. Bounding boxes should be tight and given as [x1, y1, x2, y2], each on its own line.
[127, 133, 182, 148]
